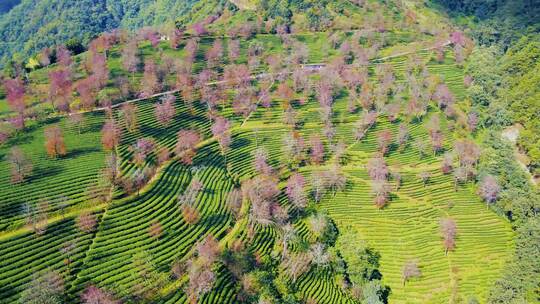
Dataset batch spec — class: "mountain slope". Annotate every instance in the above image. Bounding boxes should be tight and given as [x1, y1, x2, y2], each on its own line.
[0, 0, 198, 67]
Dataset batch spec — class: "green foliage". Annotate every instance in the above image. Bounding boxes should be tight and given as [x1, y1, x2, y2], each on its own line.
[0, 0, 198, 67]
[479, 132, 540, 303]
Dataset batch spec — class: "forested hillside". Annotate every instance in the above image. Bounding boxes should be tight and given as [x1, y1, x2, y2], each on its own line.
[0, 0, 198, 67]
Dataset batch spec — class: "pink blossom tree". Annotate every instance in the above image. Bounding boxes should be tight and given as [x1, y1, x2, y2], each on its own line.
[211, 116, 232, 155]
[3, 78, 26, 129]
[155, 94, 176, 127]
[397, 123, 409, 151]
[440, 218, 457, 255]
[206, 39, 223, 68]
[101, 119, 122, 151]
[286, 173, 307, 209]
[372, 180, 391, 208]
[120, 103, 138, 133]
[175, 130, 201, 165]
[48, 69, 72, 112]
[122, 39, 140, 80]
[81, 285, 120, 304]
[228, 39, 241, 62]
[478, 175, 500, 206]
[367, 157, 388, 181]
[441, 152, 454, 174]
[130, 137, 156, 166]
[377, 129, 393, 156]
[77, 212, 97, 233]
[140, 59, 161, 97]
[402, 260, 421, 286]
[310, 135, 324, 165]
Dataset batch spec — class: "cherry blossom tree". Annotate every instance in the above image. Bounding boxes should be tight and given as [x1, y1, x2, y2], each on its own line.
[186, 259, 215, 304]
[367, 157, 388, 181]
[169, 28, 184, 49]
[44, 126, 67, 158]
[140, 59, 161, 97]
[77, 212, 97, 233]
[192, 22, 208, 36]
[453, 166, 468, 191]
[372, 180, 391, 208]
[467, 112, 479, 132]
[175, 130, 201, 165]
[56, 45, 72, 67]
[242, 175, 280, 225]
[419, 171, 431, 187]
[76, 77, 97, 110]
[310, 135, 324, 165]
[228, 39, 240, 62]
[89, 52, 109, 89]
[377, 129, 393, 155]
[253, 147, 272, 175]
[441, 152, 454, 174]
[233, 86, 257, 118]
[277, 82, 295, 106]
[402, 260, 421, 285]
[282, 132, 306, 168]
[354, 111, 377, 140]
[281, 252, 312, 283]
[120, 103, 138, 133]
[433, 84, 454, 109]
[397, 123, 409, 151]
[196, 235, 220, 266]
[309, 243, 330, 268]
[211, 116, 232, 155]
[478, 175, 500, 206]
[206, 39, 223, 68]
[101, 119, 122, 151]
[182, 204, 200, 225]
[39, 47, 52, 67]
[440, 218, 457, 255]
[453, 139, 481, 178]
[3, 78, 26, 129]
[286, 173, 307, 209]
[7, 147, 32, 183]
[48, 69, 72, 112]
[130, 138, 155, 166]
[122, 39, 140, 80]
[155, 94, 176, 127]
[81, 285, 120, 304]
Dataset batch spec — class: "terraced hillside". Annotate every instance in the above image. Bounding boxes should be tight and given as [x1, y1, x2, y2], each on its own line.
[0, 2, 519, 303]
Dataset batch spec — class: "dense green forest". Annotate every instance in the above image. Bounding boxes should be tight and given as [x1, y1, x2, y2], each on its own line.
[0, 0, 198, 67]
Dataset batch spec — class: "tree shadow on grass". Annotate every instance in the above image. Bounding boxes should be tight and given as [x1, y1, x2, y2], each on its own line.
[66, 146, 102, 158]
[27, 164, 64, 183]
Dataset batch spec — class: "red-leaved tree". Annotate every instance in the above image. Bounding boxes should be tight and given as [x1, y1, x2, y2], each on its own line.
[44, 126, 67, 158]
